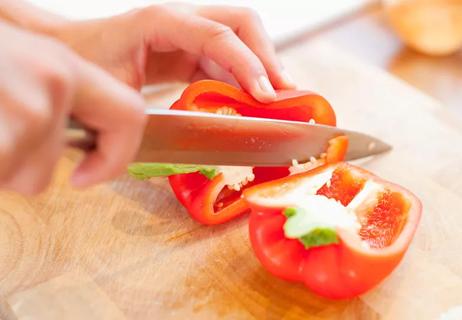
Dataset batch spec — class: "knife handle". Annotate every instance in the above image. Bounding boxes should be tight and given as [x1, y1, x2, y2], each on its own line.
[66, 119, 97, 152]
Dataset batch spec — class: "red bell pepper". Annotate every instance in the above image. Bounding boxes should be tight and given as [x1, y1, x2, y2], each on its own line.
[168, 80, 347, 225]
[243, 163, 422, 299]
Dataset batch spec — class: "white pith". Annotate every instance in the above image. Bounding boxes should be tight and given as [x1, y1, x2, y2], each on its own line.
[250, 169, 386, 239]
[219, 166, 255, 191]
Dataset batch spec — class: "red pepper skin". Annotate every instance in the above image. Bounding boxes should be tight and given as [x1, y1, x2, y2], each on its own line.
[169, 80, 345, 225]
[168, 172, 250, 225]
[244, 163, 422, 299]
[170, 80, 337, 125]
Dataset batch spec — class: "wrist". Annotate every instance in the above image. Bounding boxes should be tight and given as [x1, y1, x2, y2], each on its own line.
[0, 0, 67, 36]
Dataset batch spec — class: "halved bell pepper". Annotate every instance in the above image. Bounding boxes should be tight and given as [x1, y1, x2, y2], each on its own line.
[243, 163, 422, 299]
[168, 80, 347, 225]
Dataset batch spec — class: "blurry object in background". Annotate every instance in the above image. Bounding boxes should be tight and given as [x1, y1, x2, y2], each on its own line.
[388, 46, 462, 117]
[27, 0, 372, 46]
[384, 0, 462, 56]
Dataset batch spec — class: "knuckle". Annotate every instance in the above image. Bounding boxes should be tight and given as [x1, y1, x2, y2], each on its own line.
[23, 105, 51, 129]
[19, 104, 52, 140]
[207, 24, 234, 42]
[41, 36, 75, 66]
[136, 4, 169, 21]
[237, 7, 261, 22]
[237, 7, 261, 24]
[42, 62, 74, 96]
[25, 103, 52, 127]
[34, 57, 75, 118]
[156, 2, 194, 16]
[141, 5, 161, 18]
[31, 42, 75, 109]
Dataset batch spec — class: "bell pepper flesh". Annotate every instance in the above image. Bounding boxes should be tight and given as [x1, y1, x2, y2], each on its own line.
[244, 163, 422, 299]
[316, 165, 366, 206]
[168, 80, 347, 225]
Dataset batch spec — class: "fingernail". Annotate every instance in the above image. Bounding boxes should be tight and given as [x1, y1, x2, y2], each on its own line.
[257, 75, 276, 99]
[281, 70, 296, 88]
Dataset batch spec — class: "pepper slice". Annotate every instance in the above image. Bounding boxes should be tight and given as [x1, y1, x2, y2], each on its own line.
[243, 163, 422, 299]
[168, 80, 347, 225]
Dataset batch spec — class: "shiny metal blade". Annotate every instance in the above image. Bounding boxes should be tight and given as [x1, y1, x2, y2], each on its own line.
[135, 109, 391, 166]
[344, 130, 392, 161]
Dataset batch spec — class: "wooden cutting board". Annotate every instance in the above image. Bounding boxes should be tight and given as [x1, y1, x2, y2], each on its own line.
[1, 39, 462, 320]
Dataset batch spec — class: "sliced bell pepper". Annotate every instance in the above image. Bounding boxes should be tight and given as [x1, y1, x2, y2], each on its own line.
[168, 80, 347, 225]
[243, 163, 422, 299]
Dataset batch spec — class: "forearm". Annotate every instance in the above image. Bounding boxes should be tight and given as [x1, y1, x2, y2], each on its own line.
[0, 0, 65, 34]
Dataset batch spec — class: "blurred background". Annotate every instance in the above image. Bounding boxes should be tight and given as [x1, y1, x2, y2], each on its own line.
[27, 0, 371, 43]
[29, 0, 462, 117]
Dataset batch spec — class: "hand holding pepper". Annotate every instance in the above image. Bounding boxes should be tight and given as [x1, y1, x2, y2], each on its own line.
[1, 1, 295, 102]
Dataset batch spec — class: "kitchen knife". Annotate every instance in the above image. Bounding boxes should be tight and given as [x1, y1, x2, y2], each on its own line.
[66, 109, 391, 166]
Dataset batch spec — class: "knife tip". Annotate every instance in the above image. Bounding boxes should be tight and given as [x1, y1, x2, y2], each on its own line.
[371, 139, 392, 154]
[345, 131, 393, 161]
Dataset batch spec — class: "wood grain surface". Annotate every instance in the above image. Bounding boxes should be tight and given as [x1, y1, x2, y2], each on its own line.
[1, 39, 462, 320]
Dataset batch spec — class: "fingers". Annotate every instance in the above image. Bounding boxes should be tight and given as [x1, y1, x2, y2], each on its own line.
[0, 23, 146, 194]
[197, 57, 240, 87]
[3, 119, 65, 195]
[0, 85, 69, 194]
[197, 6, 296, 90]
[70, 58, 146, 187]
[0, 47, 71, 193]
[140, 4, 296, 101]
[144, 6, 277, 102]
[2, 52, 146, 192]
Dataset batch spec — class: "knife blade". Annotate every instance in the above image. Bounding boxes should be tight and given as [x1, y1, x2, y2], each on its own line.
[133, 109, 391, 166]
[67, 109, 391, 166]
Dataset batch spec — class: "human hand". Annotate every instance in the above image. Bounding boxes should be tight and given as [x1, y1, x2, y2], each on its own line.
[51, 3, 295, 102]
[0, 21, 146, 194]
